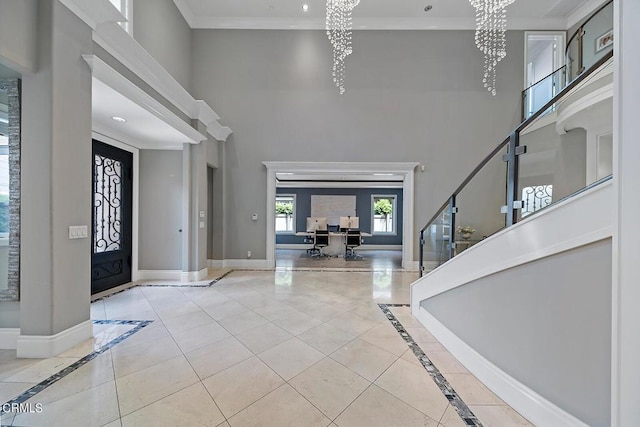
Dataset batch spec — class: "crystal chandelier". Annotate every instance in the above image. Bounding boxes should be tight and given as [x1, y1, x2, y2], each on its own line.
[326, 0, 360, 94]
[469, 0, 516, 95]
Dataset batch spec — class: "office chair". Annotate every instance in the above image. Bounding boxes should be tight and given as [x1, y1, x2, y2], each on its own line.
[345, 230, 363, 260]
[312, 230, 329, 258]
[304, 235, 317, 255]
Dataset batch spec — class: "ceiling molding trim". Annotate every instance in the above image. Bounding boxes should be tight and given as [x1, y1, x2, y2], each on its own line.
[184, 16, 567, 31]
[58, 0, 125, 30]
[276, 181, 403, 189]
[92, 22, 232, 141]
[263, 162, 420, 174]
[194, 100, 233, 142]
[83, 54, 205, 145]
[172, 0, 198, 28]
[566, 0, 607, 29]
[92, 124, 184, 150]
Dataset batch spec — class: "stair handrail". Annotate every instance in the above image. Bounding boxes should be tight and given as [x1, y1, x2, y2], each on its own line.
[418, 49, 613, 276]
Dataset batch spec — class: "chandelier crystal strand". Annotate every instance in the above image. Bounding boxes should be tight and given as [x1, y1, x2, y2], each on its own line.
[326, 0, 360, 95]
[469, 0, 516, 95]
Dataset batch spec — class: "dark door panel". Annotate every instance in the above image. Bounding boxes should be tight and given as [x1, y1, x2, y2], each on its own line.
[91, 140, 133, 294]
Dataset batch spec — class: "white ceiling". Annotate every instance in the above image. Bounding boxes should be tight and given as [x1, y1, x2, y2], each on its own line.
[92, 78, 192, 149]
[173, 0, 594, 30]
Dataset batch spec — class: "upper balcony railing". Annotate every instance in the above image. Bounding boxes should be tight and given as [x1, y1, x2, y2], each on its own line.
[521, 0, 613, 121]
[419, 48, 613, 276]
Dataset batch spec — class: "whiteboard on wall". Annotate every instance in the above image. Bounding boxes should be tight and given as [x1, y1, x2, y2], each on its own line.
[311, 195, 356, 225]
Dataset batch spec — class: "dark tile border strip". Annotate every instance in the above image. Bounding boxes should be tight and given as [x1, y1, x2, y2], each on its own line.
[379, 304, 483, 427]
[91, 269, 235, 303]
[135, 269, 235, 289]
[0, 319, 153, 417]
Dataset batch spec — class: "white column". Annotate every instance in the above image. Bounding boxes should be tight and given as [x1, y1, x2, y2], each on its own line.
[612, 0, 640, 424]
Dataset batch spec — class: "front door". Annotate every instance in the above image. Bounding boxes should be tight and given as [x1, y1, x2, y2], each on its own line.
[91, 140, 133, 294]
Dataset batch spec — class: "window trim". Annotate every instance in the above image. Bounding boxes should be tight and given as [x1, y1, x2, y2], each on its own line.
[371, 194, 397, 236]
[275, 194, 296, 235]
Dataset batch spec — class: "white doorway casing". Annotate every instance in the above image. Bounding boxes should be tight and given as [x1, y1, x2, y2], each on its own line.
[263, 162, 419, 270]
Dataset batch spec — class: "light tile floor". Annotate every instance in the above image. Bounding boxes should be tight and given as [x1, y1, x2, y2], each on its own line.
[0, 270, 533, 427]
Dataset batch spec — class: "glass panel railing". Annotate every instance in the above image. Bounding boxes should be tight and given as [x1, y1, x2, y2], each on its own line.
[516, 57, 613, 222]
[420, 203, 452, 273]
[454, 145, 508, 254]
[565, 0, 613, 82]
[522, 66, 566, 120]
[418, 48, 613, 277]
[566, 31, 581, 82]
[581, 1, 614, 75]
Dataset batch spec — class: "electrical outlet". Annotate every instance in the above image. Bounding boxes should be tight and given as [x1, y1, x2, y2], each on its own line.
[247, 251, 251, 258]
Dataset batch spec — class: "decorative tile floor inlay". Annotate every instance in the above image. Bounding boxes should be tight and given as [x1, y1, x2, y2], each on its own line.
[0, 319, 152, 417]
[379, 304, 484, 427]
[91, 270, 235, 303]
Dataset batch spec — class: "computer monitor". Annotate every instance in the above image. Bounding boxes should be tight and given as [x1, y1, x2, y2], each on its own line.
[306, 217, 328, 232]
[339, 216, 359, 230]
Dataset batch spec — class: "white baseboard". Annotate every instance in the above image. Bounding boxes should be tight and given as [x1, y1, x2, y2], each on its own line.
[0, 328, 20, 350]
[181, 268, 208, 282]
[359, 245, 402, 251]
[412, 306, 588, 427]
[207, 259, 224, 268]
[137, 270, 182, 280]
[223, 259, 270, 269]
[275, 244, 402, 251]
[403, 260, 422, 271]
[276, 244, 310, 250]
[17, 320, 93, 359]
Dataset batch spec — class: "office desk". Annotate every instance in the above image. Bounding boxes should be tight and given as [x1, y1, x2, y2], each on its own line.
[295, 231, 371, 256]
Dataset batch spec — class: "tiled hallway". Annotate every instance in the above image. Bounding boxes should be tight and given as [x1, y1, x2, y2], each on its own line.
[0, 270, 531, 426]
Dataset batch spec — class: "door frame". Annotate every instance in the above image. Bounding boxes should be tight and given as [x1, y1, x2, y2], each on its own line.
[91, 131, 140, 282]
[523, 31, 567, 89]
[263, 162, 419, 270]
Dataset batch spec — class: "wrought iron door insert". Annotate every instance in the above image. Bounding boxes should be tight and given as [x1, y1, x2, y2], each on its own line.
[91, 140, 133, 294]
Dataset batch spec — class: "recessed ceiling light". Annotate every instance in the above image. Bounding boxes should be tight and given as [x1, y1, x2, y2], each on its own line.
[111, 116, 127, 123]
[424, 5, 433, 12]
[302, 4, 309, 12]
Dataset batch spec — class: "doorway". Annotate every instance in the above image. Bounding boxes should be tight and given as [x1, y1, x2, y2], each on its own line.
[263, 162, 418, 270]
[524, 32, 566, 118]
[91, 139, 133, 294]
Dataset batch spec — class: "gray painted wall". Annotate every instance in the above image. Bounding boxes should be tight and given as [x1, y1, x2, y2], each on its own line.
[555, 128, 587, 200]
[210, 143, 225, 260]
[422, 239, 612, 427]
[139, 150, 183, 270]
[20, 0, 93, 335]
[132, 0, 192, 92]
[191, 29, 525, 260]
[0, 0, 37, 73]
[0, 301, 19, 328]
[275, 187, 403, 245]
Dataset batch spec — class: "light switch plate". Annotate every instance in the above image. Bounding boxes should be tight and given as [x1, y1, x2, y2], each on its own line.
[69, 225, 88, 239]
[199, 211, 205, 218]
[199, 221, 205, 229]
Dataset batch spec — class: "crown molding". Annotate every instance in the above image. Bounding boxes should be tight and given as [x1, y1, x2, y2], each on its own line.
[173, 0, 198, 28]
[58, 1, 232, 142]
[58, 0, 125, 30]
[566, 0, 607, 29]
[182, 15, 567, 31]
[83, 54, 205, 145]
[263, 161, 420, 174]
[92, 23, 232, 141]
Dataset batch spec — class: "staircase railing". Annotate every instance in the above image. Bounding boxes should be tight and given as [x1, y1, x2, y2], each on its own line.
[520, 0, 613, 122]
[418, 49, 613, 277]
